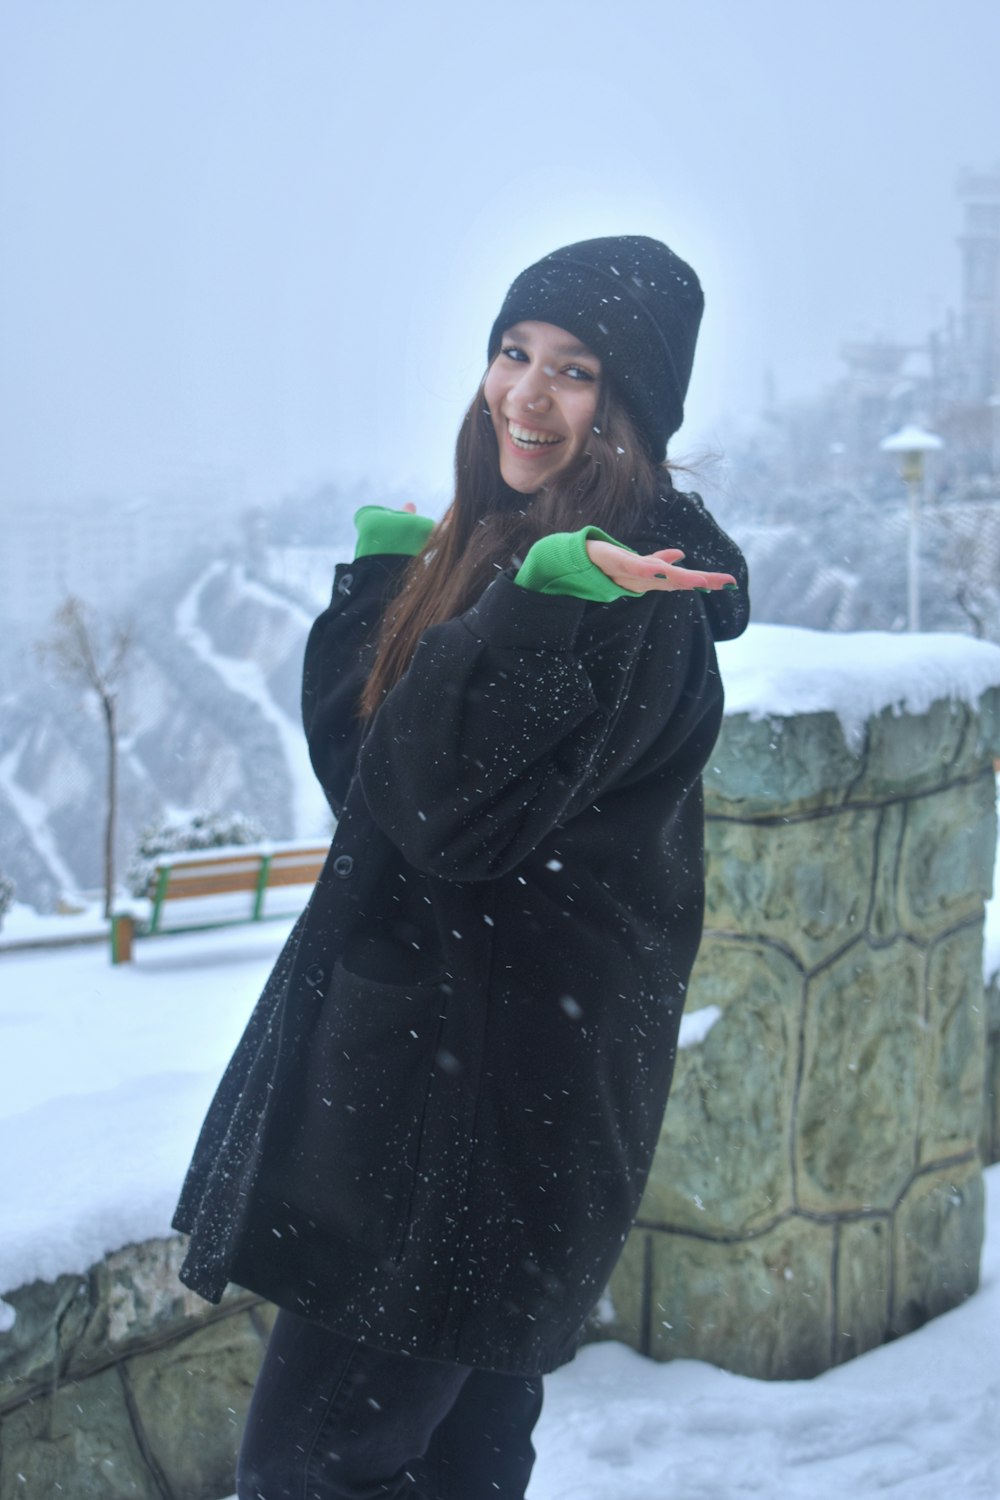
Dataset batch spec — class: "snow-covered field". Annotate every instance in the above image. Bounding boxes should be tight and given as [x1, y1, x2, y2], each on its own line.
[1, 922, 998, 1496]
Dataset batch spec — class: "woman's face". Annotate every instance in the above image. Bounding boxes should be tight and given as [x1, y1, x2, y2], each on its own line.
[483, 321, 602, 493]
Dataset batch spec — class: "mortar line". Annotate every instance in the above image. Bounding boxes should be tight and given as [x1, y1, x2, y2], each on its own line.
[863, 803, 887, 937]
[705, 763, 995, 828]
[633, 1198, 951, 1245]
[698, 927, 806, 973]
[829, 1221, 841, 1370]
[117, 1361, 176, 1500]
[788, 969, 808, 1213]
[640, 1233, 653, 1359]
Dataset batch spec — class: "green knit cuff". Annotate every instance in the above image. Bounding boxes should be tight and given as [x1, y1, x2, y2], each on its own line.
[354, 505, 435, 559]
[514, 526, 643, 603]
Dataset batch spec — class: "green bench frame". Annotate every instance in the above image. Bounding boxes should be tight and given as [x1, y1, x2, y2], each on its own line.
[110, 842, 329, 963]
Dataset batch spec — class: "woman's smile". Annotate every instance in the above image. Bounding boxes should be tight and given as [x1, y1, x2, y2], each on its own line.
[505, 420, 565, 453]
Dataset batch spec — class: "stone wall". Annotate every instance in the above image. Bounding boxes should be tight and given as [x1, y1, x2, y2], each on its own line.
[0, 1237, 273, 1500]
[985, 966, 1000, 1165]
[596, 688, 1000, 1379]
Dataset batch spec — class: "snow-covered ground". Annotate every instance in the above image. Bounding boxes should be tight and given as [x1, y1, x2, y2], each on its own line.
[0, 896, 107, 948]
[1, 924, 999, 1496]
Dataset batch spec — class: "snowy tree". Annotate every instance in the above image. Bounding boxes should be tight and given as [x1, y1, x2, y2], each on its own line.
[126, 808, 266, 897]
[0, 871, 14, 930]
[37, 597, 134, 918]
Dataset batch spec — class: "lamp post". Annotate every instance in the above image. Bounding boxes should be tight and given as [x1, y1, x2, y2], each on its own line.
[879, 423, 944, 632]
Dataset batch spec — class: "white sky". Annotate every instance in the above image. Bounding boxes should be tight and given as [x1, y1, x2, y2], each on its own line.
[1, 0, 998, 517]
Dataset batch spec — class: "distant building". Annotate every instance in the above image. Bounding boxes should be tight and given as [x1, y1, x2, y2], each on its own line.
[734, 167, 1000, 504]
[957, 166, 1000, 404]
[0, 494, 236, 628]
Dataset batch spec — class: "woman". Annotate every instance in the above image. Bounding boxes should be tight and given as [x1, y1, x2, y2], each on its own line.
[173, 235, 749, 1499]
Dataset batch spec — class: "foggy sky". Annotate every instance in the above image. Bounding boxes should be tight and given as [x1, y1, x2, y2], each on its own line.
[1, 0, 998, 519]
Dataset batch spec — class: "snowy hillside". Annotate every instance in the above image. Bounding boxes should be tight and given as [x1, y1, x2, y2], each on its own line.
[0, 548, 339, 910]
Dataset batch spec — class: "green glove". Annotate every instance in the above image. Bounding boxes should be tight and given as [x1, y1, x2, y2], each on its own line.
[514, 526, 642, 603]
[354, 505, 435, 560]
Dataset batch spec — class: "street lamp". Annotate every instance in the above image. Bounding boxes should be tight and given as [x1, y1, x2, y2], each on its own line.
[879, 423, 944, 632]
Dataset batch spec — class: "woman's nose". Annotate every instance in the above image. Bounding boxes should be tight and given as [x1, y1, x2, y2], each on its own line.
[512, 368, 552, 413]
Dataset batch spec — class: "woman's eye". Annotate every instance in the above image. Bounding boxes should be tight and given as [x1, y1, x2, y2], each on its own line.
[565, 364, 596, 382]
[501, 344, 528, 362]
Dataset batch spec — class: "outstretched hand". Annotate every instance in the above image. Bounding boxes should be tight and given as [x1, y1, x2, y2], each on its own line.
[586, 541, 737, 594]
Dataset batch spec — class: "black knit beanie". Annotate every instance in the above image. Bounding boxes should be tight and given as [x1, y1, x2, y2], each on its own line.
[487, 235, 703, 463]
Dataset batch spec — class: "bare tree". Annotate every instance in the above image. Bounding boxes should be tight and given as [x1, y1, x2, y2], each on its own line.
[38, 597, 134, 918]
[933, 496, 1000, 645]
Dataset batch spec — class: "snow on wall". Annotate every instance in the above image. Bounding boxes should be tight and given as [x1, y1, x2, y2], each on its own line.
[678, 1004, 721, 1049]
[718, 624, 1000, 750]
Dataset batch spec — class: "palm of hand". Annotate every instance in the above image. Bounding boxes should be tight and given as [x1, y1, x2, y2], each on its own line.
[585, 540, 737, 594]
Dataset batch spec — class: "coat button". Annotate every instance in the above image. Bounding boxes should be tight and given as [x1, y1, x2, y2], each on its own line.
[304, 963, 326, 988]
[333, 854, 354, 878]
[337, 572, 354, 596]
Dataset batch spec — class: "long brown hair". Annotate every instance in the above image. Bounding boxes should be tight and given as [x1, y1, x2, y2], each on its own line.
[359, 371, 669, 717]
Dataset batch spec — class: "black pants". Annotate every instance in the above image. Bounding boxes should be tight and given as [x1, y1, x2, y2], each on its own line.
[237, 1310, 544, 1500]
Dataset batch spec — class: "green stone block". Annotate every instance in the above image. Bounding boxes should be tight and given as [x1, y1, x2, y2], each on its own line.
[891, 1162, 984, 1337]
[639, 938, 801, 1235]
[853, 699, 969, 799]
[797, 940, 924, 1212]
[249, 1299, 280, 1341]
[985, 970, 1000, 1035]
[586, 1231, 648, 1353]
[980, 1032, 1000, 1167]
[705, 711, 857, 817]
[971, 685, 1000, 762]
[0, 1366, 159, 1500]
[834, 1216, 891, 1364]
[71, 1236, 255, 1378]
[705, 808, 876, 970]
[124, 1309, 267, 1500]
[919, 926, 988, 1163]
[647, 1216, 834, 1380]
[897, 779, 997, 937]
[0, 1271, 90, 1413]
[0, 1238, 262, 1419]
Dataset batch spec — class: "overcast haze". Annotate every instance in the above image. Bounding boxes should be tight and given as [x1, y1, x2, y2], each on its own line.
[1, 0, 998, 519]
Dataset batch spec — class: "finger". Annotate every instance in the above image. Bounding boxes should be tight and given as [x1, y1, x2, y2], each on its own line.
[651, 549, 686, 564]
[666, 570, 738, 592]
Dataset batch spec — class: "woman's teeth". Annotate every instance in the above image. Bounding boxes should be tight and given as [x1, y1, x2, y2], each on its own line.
[508, 422, 562, 451]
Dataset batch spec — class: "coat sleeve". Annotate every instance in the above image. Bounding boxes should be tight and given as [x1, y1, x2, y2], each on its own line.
[301, 553, 413, 818]
[356, 571, 718, 882]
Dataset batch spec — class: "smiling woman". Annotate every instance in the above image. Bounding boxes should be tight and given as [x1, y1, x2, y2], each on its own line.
[173, 234, 750, 1500]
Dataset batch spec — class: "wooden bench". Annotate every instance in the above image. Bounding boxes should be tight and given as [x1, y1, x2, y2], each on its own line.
[110, 840, 329, 963]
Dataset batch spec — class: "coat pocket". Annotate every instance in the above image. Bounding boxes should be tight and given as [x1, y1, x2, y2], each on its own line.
[263, 961, 447, 1262]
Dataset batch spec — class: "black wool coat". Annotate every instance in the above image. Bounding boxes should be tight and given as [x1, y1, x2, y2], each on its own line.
[173, 488, 749, 1376]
